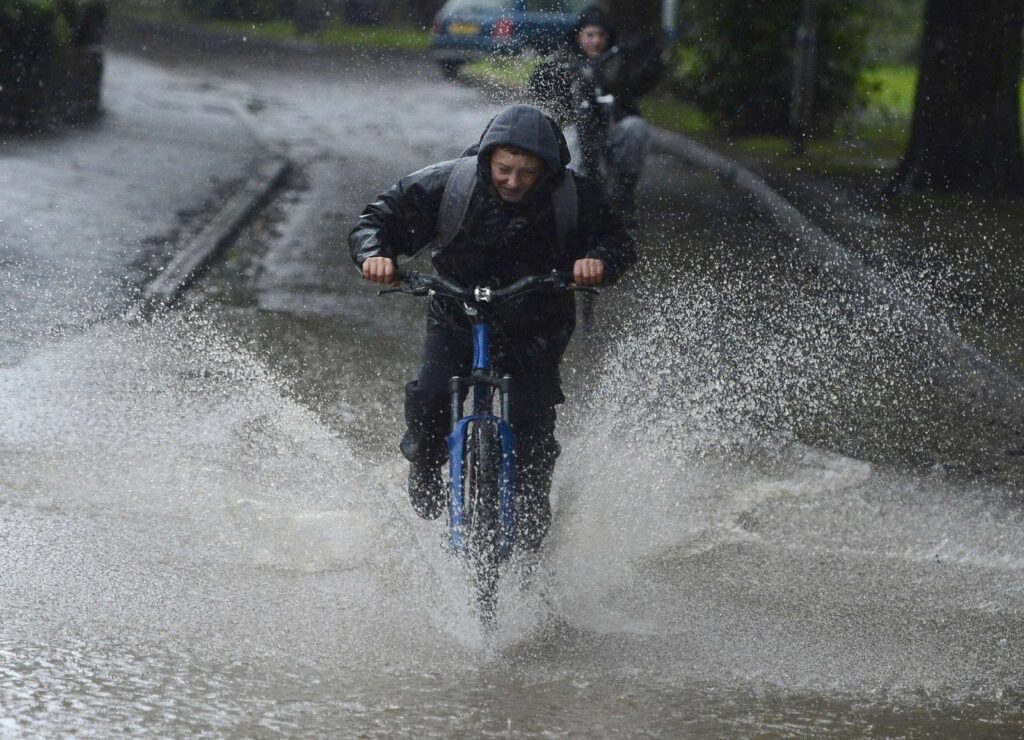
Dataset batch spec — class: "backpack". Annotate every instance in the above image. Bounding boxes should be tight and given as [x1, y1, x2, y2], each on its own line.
[436, 156, 578, 251]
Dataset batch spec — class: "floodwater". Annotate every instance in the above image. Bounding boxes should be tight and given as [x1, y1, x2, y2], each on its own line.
[3, 27, 1024, 738]
[4, 292, 1023, 736]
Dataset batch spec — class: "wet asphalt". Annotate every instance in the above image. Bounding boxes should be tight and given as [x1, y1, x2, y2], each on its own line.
[0, 47, 272, 365]
[1, 22, 1022, 736]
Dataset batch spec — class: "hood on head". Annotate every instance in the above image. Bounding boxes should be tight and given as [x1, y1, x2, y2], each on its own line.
[476, 104, 570, 175]
[574, 4, 617, 47]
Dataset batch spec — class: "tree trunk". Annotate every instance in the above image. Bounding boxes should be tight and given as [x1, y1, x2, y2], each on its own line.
[605, 0, 661, 41]
[890, 0, 1024, 195]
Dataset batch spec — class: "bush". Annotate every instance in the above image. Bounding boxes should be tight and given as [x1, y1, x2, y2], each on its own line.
[58, 0, 109, 45]
[181, 0, 294, 21]
[0, 0, 107, 129]
[179, 0, 438, 26]
[862, 0, 922, 65]
[682, 0, 870, 137]
[180, 0, 342, 32]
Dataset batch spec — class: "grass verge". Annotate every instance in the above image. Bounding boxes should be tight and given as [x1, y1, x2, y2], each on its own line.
[109, 8, 432, 52]
[205, 19, 431, 50]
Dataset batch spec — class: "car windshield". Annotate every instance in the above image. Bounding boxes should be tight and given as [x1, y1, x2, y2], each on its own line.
[443, 0, 513, 11]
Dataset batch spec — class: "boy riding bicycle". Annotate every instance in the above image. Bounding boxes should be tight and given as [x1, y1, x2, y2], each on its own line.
[528, 5, 663, 224]
[349, 104, 635, 553]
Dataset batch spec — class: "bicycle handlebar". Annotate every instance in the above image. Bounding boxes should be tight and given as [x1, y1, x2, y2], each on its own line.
[379, 268, 593, 303]
[393, 268, 473, 300]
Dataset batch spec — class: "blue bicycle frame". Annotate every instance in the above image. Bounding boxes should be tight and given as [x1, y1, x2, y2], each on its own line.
[446, 321, 517, 561]
[379, 269, 581, 568]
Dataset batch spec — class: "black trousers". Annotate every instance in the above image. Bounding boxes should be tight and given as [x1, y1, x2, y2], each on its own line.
[401, 322, 564, 552]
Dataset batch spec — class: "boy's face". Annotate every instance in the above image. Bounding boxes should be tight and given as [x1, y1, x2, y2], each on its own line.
[490, 147, 544, 203]
[578, 24, 609, 59]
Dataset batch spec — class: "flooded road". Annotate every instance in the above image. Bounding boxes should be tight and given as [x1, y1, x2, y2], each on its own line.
[2, 27, 1023, 736]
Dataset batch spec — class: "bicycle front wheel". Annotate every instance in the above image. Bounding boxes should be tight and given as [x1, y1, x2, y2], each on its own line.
[461, 418, 503, 626]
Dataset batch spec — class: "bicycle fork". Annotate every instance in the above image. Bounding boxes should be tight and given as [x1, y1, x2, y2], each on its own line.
[446, 322, 517, 560]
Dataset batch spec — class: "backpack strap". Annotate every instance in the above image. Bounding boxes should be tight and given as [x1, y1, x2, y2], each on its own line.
[437, 157, 578, 250]
[437, 157, 478, 249]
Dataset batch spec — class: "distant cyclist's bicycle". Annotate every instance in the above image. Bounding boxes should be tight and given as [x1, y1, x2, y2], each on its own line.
[379, 269, 593, 626]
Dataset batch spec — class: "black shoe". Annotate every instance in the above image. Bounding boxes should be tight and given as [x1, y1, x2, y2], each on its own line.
[408, 462, 444, 520]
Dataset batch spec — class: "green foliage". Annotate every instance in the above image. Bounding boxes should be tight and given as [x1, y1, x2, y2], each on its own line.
[639, 94, 712, 134]
[0, 0, 62, 43]
[861, 0, 922, 65]
[204, 17, 430, 49]
[207, 18, 296, 37]
[681, 0, 871, 137]
[859, 65, 917, 117]
[1, 1, 67, 114]
[318, 21, 429, 50]
[179, 0, 439, 28]
[182, 0, 294, 22]
[0, 0, 107, 49]
[0, 0, 107, 127]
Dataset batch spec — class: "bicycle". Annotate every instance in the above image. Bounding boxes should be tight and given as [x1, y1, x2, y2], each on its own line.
[379, 268, 594, 627]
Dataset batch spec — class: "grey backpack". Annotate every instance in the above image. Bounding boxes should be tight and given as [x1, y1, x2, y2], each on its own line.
[436, 156, 578, 250]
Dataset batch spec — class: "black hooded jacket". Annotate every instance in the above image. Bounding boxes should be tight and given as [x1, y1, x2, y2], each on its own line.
[528, 7, 663, 126]
[348, 105, 636, 360]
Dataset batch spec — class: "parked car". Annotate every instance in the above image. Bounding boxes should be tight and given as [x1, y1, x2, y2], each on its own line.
[430, 0, 591, 78]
